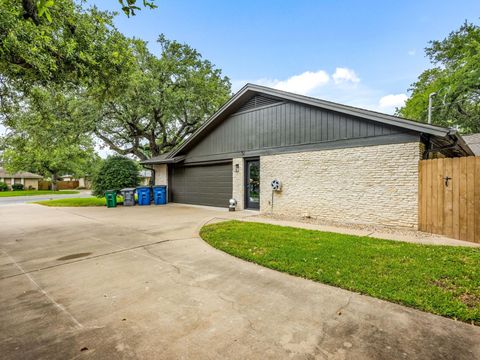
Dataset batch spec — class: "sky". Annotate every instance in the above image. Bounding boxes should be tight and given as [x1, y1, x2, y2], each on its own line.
[87, 0, 480, 114]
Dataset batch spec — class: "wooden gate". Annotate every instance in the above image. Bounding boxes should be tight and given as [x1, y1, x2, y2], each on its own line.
[419, 157, 480, 243]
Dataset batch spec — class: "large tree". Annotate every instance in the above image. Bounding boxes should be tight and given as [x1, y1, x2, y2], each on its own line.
[398, 22, 480, 133]
[94, 35, 231, 160]
[0, 0, 137, 180]
[1, 86, 97, 189]
[29, 0, 156, 21]
[0, 0, 136, 92]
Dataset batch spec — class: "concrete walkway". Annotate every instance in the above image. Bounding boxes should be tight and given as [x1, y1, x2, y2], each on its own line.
[0, 204, 479, 359]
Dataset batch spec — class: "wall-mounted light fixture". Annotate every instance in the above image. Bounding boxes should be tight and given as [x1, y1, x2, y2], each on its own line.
[235, 164, 240, 173]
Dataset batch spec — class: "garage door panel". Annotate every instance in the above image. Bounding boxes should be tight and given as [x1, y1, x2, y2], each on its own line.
[171, 162, 232, 207]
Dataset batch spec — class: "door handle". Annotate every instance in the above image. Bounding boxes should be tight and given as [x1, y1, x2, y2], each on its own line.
[444, 176, 451, 187]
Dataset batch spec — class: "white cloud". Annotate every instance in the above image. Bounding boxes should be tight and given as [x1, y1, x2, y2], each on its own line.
[332, 67, 360, 85]
[378, 93, 408, 110]
[257, 70, 330, 95]
[407, 49, 416, 56]
[232, 67, 408, 115]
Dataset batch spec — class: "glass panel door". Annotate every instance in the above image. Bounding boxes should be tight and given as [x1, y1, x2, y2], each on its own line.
[245, 160, 260, 209]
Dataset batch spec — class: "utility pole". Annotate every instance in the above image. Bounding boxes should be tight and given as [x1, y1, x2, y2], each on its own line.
[428, 92, 437, 124]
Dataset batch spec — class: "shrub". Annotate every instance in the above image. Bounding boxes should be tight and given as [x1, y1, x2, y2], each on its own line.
[12, 183, 24, 191]
[0, 182, 8, 191]
[92, 155, 139, 197]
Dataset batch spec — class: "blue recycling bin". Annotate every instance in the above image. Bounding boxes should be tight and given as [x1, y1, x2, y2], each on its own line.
[153, 185, 167, 205]
[136, 186, 151, 205]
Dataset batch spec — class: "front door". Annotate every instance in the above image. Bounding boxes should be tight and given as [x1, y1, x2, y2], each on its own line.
[245, 159, 260, 209]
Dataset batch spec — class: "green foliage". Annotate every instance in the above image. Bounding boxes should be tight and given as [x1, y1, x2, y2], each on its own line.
[398, 22, 480, 133]
[94, 35, 231, 160]
[11, 183, 24, 191]
[92, 155, 139, 196]
[0, 182, 8, 191]
[33, 0, 157, 20]
[0, 0, 137, 92]
[201, 221, 480, 325]
[1, 86, 97, 184]
[1, 0, 231, 166]
[118, 0, 157, 17]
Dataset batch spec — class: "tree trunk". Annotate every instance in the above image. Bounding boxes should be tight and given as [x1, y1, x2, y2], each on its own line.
[51, 173, 58, 191]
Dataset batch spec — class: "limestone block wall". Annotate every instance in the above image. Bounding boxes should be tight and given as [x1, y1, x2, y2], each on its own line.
[153, 165, 168, 185]
[232, 158, 244, 210]
[259, 142, 421, 228]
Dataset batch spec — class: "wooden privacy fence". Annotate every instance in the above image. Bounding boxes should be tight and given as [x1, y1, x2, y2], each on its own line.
[419, 157, 480, 243]
[38, 180, 79, 190]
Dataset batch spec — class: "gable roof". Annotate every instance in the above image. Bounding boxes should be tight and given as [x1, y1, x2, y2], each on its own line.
[0, 167, 42, 179]
[144, 83, 473, 163]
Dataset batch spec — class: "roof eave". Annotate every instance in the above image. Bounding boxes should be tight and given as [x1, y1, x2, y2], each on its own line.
[141, 155, 186, 165]
[168, 83, 456, 157]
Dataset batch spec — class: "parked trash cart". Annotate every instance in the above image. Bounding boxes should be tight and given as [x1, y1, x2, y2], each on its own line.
[105, 190, 117, 208]
[153, 185, 167, 205]
[136, 186, 151, 205]
[120, 188, 136, 206]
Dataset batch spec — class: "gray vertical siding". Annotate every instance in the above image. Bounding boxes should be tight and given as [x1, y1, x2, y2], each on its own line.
[185, 99, 411, 161]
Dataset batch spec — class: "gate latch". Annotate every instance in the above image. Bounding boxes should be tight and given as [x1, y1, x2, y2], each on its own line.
[444, 176, 452, 187]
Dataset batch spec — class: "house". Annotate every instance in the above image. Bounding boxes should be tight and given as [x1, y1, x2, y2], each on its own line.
[142, 84, 473, 228]
[58, 175, 92, 189]
[139, 170, 152, 186]
[59, 174, 75, 181]
[0, 167, 42, 190]
[463, 134, 480, 156]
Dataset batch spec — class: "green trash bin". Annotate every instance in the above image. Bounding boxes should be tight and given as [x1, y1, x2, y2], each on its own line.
[105, 190, 117, 208]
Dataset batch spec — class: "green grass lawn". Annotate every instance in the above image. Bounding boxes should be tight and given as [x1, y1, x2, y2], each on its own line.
[34, 196, 123, 207]
[0, 190, 79, 197]
[200, 220, 480, 324]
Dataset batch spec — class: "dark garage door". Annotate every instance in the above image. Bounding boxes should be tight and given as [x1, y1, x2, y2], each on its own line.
[170, 162, 232, 208]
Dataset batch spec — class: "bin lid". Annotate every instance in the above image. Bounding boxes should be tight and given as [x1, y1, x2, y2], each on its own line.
[105, 189, 117, 193]
[153, 185, 167, 188]
[120, 188, 136, 191]
[136, 186, 151, 190]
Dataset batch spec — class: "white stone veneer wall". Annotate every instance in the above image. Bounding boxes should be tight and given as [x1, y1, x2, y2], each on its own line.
[153, 164, 168, 185]
[232, 158, 244, 210]
[259, 142, 421, 228]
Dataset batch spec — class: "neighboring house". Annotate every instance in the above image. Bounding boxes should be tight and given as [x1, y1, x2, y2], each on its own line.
[59, 174, 75, 181]
[0, 167, 42, 190]
[139, 170, 152, 186]
[142, 84, 473, 229]
[59, 175, 92, 189]
[463, 134, 480, 156]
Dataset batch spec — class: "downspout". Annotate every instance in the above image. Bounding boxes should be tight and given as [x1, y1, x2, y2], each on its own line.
[421, 134, 432, 160]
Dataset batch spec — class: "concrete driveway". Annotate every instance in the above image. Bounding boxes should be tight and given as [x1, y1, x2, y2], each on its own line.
[0, 204, 479, 360]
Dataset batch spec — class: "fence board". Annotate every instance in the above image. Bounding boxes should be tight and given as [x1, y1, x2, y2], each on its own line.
[431, 159, 439, 234]
[426, 161, 433, 233]
[419, 156, 479, 243]
[452, 159, 460, 239]
[476, 157, 480, 243]
[466, 157, 475, 243]
[437, 158, 444, 235]
[443, 158, 453, 238]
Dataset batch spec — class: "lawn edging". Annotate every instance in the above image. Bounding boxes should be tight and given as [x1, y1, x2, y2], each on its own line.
[200, 220, 480, 325]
